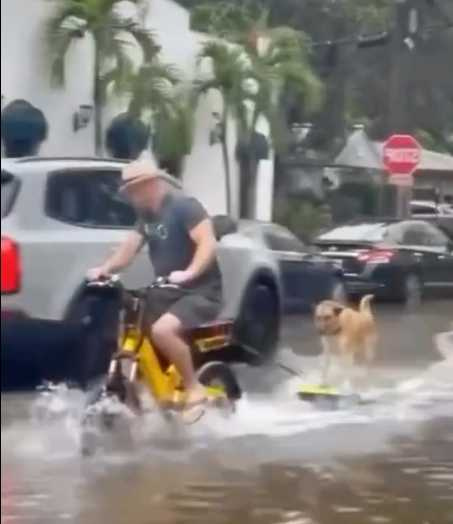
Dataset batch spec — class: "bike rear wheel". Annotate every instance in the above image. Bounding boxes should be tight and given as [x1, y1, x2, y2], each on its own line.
[197, 361, 242, 413]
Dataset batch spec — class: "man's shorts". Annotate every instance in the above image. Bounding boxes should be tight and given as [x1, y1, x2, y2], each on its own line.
[145, 286, 222, 330]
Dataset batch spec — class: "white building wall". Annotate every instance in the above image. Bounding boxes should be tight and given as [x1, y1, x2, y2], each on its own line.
[1, 0, 240, 216]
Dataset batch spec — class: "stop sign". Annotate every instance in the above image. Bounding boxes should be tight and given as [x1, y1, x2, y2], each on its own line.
[383, 134, 422, 176]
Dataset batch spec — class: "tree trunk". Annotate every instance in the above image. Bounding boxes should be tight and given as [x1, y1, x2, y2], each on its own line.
[221, 111, 232, 216]
[93, 44, 103, 156]
[239, 153, 257, 219]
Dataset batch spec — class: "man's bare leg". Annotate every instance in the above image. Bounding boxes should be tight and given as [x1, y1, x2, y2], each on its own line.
[151, 313, 206, 405]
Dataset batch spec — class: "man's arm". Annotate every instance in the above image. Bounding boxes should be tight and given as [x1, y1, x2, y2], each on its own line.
[87, 231, 144, 279]
[168, 198, 218, 285]
[186, 218, 217, 279]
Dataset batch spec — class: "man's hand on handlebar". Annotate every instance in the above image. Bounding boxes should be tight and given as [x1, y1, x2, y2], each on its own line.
[168, 270, 194, 285]
[86, 266, 111, 282]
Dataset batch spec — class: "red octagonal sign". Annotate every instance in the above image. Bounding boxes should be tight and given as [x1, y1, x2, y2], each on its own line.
[383, 134, 422, 176]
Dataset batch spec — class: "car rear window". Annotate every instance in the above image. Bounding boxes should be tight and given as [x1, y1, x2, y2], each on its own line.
[318, 223, 387, 242]
[1, 170, 20, 218]
[46, 170, 136, 228]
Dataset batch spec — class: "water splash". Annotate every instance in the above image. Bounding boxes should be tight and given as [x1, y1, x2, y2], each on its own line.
[2, 341, 452, 462]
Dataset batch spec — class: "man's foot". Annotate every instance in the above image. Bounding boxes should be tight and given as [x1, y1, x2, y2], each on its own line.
[184, 382, 207, 408]
[181, 383, 207, 425]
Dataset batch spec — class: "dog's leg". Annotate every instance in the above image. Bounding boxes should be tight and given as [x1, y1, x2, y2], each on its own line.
[337, 335, 356, 392]
[320, 337, 332, 386]
[362, 335, 377, 389]
[344, 352, 357, 392]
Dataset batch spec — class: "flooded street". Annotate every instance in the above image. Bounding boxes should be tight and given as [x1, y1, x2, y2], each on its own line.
[2, 300, 453, 524]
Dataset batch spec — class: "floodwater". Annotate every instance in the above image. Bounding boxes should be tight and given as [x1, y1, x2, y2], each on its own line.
[2, 300, 453, 524]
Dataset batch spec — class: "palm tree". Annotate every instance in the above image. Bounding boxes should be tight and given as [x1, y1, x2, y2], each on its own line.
[46, 0, 157, 155]
[127, 62, 195, 177]
[196, 26, 322, 217]
[238, 24, 323, 217]
[196, 41, 250, 215]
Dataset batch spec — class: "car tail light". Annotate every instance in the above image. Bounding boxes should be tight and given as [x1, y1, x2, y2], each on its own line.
[357, 248, 396, 264]
[1, 236, 21, 294]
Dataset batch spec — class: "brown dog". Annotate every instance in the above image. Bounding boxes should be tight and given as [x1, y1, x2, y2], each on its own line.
[314, 295, 377, 386]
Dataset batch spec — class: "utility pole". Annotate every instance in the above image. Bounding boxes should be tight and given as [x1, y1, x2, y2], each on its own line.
[387, 0, 422, 218]
[388, 1, 408, 134]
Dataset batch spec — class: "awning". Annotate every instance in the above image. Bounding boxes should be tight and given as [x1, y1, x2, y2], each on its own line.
[334, 130, 453, 173]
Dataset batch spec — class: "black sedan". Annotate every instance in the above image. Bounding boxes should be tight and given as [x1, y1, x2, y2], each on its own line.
[315, 219, 453, 303]
[239, 221, 346, 313]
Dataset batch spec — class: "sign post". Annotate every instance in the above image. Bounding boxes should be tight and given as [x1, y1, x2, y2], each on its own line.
[382, 134, 422, 218]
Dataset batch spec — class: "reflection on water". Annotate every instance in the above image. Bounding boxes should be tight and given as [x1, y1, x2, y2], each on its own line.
[2, 417, 452, 524]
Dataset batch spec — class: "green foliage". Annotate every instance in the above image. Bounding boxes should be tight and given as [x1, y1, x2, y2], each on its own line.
[46, 0, 158, 154]
[194, 3, 323, 217]
[191, 2, 259, 37]
[152, 90, 195, 174]
[179, 0, 453, 155]
[46, 0, 156, 91]
[327, 182, 380, 224]
[275, 198, 331, 243]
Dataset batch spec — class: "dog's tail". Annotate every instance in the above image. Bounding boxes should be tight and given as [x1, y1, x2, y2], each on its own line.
[359, 294, 374, 313]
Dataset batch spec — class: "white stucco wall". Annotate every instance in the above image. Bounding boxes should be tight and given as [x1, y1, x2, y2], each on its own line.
[1, 0, 240, 216]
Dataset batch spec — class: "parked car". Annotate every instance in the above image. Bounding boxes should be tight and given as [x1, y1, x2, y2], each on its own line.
[1, 157, 283, 386]
[237, 220, 347, 312]
[410, 200, 453, 218]
[410, 200, 453, 237]
[315, 219, 453, 303]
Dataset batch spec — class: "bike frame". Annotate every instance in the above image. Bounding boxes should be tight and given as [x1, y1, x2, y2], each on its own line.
[107, 284, 227, 407]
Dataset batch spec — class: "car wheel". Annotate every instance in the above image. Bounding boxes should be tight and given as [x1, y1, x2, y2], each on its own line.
[330, 279, 348, 304]
[402, 273, 422, 307]
[234, 280, 280, 365]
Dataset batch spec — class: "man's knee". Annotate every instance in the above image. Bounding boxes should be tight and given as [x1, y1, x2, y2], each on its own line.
[151, 314, 181, 344]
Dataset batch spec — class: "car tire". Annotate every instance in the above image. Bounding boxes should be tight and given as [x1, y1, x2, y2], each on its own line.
[234, 280, 280, 365]
[401, 273, 423, 307]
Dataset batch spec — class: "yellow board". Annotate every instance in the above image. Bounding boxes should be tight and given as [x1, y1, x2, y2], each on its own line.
[298, 384, 340, 396]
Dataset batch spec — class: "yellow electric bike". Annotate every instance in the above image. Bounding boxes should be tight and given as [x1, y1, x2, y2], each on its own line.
[81, 275, 242, 454]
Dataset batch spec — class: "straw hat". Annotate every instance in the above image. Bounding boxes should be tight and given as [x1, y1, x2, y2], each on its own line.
[120, 159, 181, 192]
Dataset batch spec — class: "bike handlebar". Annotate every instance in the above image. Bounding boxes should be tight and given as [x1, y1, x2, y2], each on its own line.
[85, 274, 179, 291]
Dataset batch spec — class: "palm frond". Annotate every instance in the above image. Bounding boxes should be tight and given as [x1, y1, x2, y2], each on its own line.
[45, 1, 91, 85]
[153, 90, 195, 160]
[276, 62, 323, 113]
[194, 78, 223, 95]
[48, 30, 77, 86]
[127, 25, 159, 62]
[101, 41, 136, 98]
[198, 41, 249, 96]
[127, 61, 181, 116]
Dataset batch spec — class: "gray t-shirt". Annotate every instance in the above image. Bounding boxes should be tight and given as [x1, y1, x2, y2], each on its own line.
[136, 193, 222, 297]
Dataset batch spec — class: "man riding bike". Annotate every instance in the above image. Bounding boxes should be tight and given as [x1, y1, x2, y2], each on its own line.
[87, 159, 223, 409]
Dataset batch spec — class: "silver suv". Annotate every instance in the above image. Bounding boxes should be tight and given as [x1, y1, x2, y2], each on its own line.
[1, 157, 282, 362]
